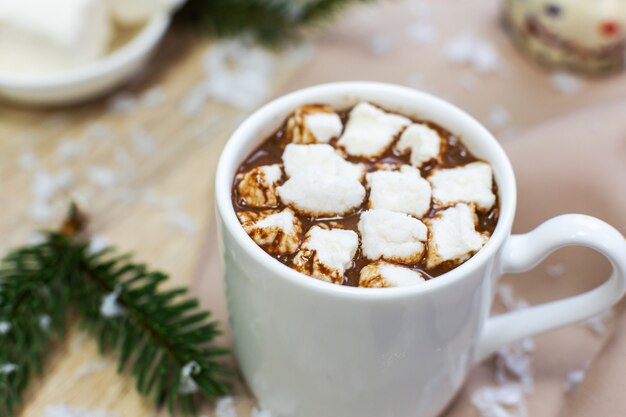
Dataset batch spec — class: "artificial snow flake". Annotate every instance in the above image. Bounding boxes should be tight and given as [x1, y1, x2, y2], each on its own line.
[444, 35, 478, 63]
[86, 166, 116, 188]
[131, 127, 157, 155]
[141, 190, 177, 209]
[75, 359, 113, 379]
[202, 40, 276, 109]
[460, 73, 479, 91]
[0, 363, 17, 375]
[471, 384, 528, 417]
[33, 170, 74, 203]
[39, 315, 51, 332]
[179, 361, 201, 395]
[56, 139, 86, 162]
[100, 285, 125, 318]
[84, 122, 113, 142]
[251, 406, 275, 417]
[473, 42, 500, 73]
[551, 72, 584, 95]
[565, 368, 586, 391]
[370, 33, 395, 56]
[583, 309, 613, 336]
[30, 169, 74, 222]
[113, 147, 135, 171]
[0, 321, 11, 335]
[30, 201, 55, 222]
[408, 0, 430, 17]
[30, 232, 47, 245]
[546, 263, 566, 277]
[114, 188, 137, 204]
[406, 22, 437, 44]
[18, 152, 38, 171]
[109, 92, 138, 114]
[88, 235, 110, 255]
[141, 87, 167, 108]
[167, 209, 196, 235]
[181, 82, 210, 118]
[495, 284, 534, 392]
[488, 106, 511, 130]
[444, 34, 500, 74]
[496, 338, 535, 392]
[44, 404, 118, 417]
[497, 284, 528, 311]
[215, 396, 237, 417]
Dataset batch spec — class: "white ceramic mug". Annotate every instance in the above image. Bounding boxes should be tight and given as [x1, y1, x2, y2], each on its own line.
[215, 82, 626, 417]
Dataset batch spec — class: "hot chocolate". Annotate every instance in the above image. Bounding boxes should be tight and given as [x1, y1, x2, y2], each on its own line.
[232, 102, 499, 288]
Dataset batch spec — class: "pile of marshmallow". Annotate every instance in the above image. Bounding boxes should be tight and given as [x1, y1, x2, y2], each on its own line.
[236, 103, 496, 288]
[0, 0, 182, 74]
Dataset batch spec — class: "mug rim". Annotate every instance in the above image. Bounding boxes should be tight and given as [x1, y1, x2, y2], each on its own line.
[215, 81, 517, 299]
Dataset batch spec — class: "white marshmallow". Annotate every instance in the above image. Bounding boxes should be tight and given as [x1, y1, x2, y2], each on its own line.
[359, 261, 425, 288]
[359, 209, 427, 262]
[425, 203, 488, 269]
[0, 0, 111, 74]
[238, 209, 303, 255]
[395, 123, 442, 167]
[282, 144, 364, 182]
[305, 113, 343, 143]
[236, 164, 283, 208]
[428, 161, 496, 211]
[337, 102, 411, 158]
[285, 105, 343, 144]
[277, 173, 366, 217]
[293, 226, 359, 284]
[261, 164, 282, 183]
[366, 165, 432, 218]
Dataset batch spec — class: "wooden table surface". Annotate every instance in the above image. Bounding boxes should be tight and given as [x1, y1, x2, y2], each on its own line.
[1, 1, 625, 416]
[0, 29, 297, 417]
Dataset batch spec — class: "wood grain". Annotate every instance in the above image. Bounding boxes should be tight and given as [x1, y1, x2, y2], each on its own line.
[0, 29, 297, 417]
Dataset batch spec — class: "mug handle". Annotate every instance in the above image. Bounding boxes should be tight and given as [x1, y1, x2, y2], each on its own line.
[474, 214, 626, 362]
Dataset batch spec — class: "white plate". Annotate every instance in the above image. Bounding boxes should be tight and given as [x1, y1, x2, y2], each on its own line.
[0, 13, 170, 106]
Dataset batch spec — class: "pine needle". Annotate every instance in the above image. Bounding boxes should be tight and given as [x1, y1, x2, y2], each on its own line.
[177, 0, 374, 46]
[73, 245, 232, 412]
[0, 205, 231, 416]
[0, 233, 79, 416]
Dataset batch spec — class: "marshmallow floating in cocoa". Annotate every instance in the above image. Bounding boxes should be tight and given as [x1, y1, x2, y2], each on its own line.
[366, 165, 432, 218]
[425, 203, 489, 269]
[238, 208, 303, 255]
[359, 261, 425, 288]
[337, 102, 411, 158]
[293, 226, 359, 284]
[282, 144, 364, 182]
[277, 173, 366, 217]
[236, 164, 283, 208]
[285, 104, 343, 144]
[359, 209, 428, 263]
[428, 161, 495, 211]
[395, 123, 443, 167]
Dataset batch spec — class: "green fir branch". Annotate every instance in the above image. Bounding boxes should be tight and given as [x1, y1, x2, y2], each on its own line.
[0, 233, 79, 416]
[177, 0, 374, 46]
[0, 206, 231, 416]
[72, 246, 232, 414]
